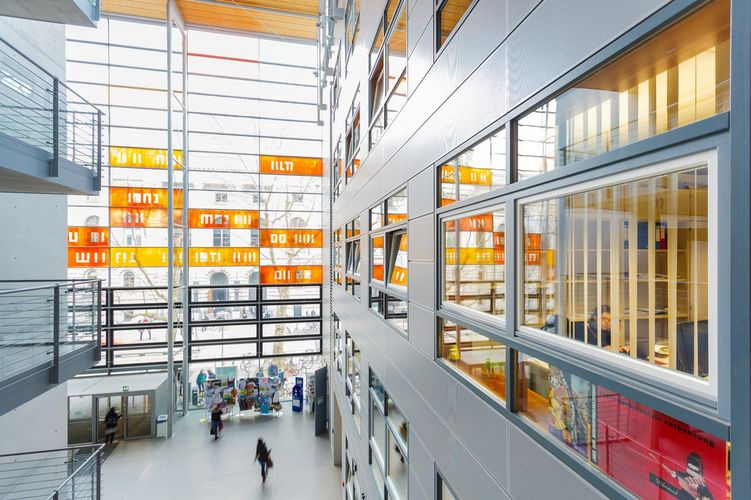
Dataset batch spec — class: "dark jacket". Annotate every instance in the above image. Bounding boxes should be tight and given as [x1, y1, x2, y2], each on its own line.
[211, 408, 222, 423]
[255, 441, 269, 462]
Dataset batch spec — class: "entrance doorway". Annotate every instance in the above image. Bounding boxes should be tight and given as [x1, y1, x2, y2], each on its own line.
[68, 392, 154, 445]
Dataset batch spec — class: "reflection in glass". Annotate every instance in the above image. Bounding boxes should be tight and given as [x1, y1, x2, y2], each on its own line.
[522, 165, 710, 379]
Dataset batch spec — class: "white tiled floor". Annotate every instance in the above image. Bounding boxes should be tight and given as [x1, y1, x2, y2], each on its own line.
[102, 403, 341, 500]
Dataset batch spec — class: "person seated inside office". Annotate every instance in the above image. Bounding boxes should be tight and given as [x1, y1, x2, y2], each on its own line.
[542, 306, 708, 377]
[542, 305, 614, 349]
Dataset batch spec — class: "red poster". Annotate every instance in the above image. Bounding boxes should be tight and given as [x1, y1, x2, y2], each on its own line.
[596, 388, 729, 499]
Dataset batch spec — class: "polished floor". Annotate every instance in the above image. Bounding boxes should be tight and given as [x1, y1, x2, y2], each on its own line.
[102, 403, 340, 499]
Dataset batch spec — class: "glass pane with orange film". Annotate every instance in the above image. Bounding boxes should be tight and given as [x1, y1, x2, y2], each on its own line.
[259, 265, 323, 284]
[372, 235, 385, 281]
[110, 208, 183, 228]
[110, 186, 183, 209]
[443, 208, 505, 321]
[386, 188, 407, 225]
[68, 227, 109, 247]
[259, 155, 322, 176]
[109, 146, 183, 169]
[386, 3, 407, 95]
[188, 209, 259, 229]
[389, 232, 408, 287]
[521, 165, 709, 380]
[517, 0, 729, 180]
[259, 229, 322, 248]
[439, 319, 506, 403]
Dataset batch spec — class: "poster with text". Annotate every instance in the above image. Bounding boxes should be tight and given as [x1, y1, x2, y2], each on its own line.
[596, 388, 729, 499]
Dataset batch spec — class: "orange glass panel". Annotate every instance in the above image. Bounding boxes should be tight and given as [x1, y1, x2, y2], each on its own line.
[188, 209, 259, 229]
[110, 247, 182, 268]
[390, 266, 408, 286]
[259, 265, 323, 284]
[188, 248, 260, 267]
[372, 265, 384, 281]
[445, 248, 495, 266]
[110, 208, 184, 228]
[68, 248, 108, 268]
[259, 156, 323, 176]
[386, 213, 407, 225]
[68, 227, 109, 247]
[259, 229, 322, 248]
[110, 187, 184, 209]
[445, 214, 494, 232]
[109, 146, 184, 169]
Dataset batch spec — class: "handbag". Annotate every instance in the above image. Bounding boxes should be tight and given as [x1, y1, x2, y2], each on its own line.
[267, 455, 273, 468]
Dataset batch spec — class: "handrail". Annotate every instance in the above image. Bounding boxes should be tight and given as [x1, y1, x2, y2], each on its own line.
[48, 444, 104, 499]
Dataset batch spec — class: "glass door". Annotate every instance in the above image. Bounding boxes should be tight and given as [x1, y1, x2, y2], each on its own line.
[96, 395, 123, 443]
[68, 395, 93, 444]
[125, 394, 152, 439]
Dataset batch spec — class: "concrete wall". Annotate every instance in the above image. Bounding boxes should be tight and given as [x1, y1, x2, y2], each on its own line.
[0, 382, 68, 454]
[0, 16, 71, 450]
[330, 0, 672, 499]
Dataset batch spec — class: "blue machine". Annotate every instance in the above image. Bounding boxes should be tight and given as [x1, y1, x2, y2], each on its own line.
[292, 376, 304, 412]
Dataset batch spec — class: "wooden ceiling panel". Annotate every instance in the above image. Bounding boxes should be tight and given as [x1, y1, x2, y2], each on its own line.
[102, 0, 319, 40]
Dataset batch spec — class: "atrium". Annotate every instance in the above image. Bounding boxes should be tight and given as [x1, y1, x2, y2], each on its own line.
[0, 0, 747, 499]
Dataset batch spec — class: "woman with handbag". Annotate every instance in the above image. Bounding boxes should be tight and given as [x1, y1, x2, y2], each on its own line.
[210, 404, 222, 440]
[104, 407, 120, 445]
[255, 438, 272, 482]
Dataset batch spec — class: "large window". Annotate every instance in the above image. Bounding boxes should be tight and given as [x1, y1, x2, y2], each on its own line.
[520, 153, 714, 394]
[344, 0, 361, 65]
[369, 0, 408, 148]
[345, 217, 362, 298]
[346, 332, 362, 432]
[516, 351, 729, 499]
[439, 127, 506, 206]
[516, 0, 729, 180]
[438, 319, 506, 404]
[370, 370, 409, 500]
[370, 188, 409, 333]
[442, 207, 505, 322]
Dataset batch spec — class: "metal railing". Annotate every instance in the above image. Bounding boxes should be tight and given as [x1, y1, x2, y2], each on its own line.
[0, 445, 103, 500]
[0, 280, 101, 384]
[0, 36, 102, 185]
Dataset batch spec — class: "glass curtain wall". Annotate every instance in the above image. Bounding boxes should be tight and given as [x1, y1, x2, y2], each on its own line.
[64, 18, 324, 383]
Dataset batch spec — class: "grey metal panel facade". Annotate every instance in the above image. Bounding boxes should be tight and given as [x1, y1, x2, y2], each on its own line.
[324, 1, 748, 499]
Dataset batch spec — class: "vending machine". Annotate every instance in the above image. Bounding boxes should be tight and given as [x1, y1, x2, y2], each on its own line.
[292, 377, 304, 412]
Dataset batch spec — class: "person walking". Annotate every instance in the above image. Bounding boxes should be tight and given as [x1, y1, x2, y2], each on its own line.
[104, 407, 120, 445]
[210, 404, 223, 440]
[254, 438, 272, 482]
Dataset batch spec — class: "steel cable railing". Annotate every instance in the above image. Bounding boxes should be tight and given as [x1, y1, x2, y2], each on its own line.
[0, 445, 103, 500]
[0, 280, 101, 384]
[0, 36, 102, 184]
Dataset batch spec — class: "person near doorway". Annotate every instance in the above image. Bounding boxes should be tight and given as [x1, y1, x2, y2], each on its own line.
[196, 369, 207, 394]
[104, 407, 120, 445]
[255, 438, 272, 482]
[210, 404, 223, 440]
[138, 317, 151, 341]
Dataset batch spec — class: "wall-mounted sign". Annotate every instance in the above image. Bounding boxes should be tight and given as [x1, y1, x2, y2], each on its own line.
[109, 146, 183, 169]
[259, 155, 323, 176]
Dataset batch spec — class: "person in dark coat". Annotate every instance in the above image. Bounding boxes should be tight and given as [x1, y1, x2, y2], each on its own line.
[210, 405, 223, 440]
[104, 407, 120, 445]
[254, 438, 272, 482]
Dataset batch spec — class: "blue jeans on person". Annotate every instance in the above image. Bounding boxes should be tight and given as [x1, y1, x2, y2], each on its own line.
[259, 460, 267, 480]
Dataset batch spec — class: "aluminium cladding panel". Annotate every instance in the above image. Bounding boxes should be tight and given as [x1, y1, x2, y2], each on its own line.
[408, 214, 434, 261]
[408, 167, 434, 220]
[408, 430, 432, 500]
[507, 426, 607, 500]
[407, 0, 432, 58]
[333, 286, 511, 493]
[505, 0, 667, 109]
[407, 16, 433, 97]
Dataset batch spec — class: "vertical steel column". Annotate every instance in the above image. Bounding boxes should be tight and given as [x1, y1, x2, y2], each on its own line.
[181, 23, 190, 417]
[51, 285, 60, 384]
[96, 110, 102, 190]
[51, 78, 59, 176]
[166, 9, 175, 438]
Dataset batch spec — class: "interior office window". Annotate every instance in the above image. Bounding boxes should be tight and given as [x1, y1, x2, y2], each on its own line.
[346, 334, 361, 400]
[372, 235, 385, 282]
[332, 48, 342, 114]
[334, 315, 343, 373]
[442, 206, 505, 322]
[345, 217, 362, 297]
[516, 351, 730, 499]
[345, 88, 362, 180]
[369, 0, 408, 149]
[439, 127, 506, 206]
[334, 138, 343, 200]
[520, 158, 713, 384]
[438, 474, 458, 500]
[516, 0, 729, 180]
[345, 0, 361, 64]
[370, 376, 409, 500]
[334, 228, 344, 285]
[436, 0, 475, 50]
[438, 319, 506, 403]
[370, 288, 408, 332]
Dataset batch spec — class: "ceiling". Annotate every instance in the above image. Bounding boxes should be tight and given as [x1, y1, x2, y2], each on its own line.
[101, 0, 320, 41]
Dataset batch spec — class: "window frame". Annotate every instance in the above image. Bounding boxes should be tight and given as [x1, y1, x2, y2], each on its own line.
[435, 0, 480, 55]
[516, 149, 719, 401]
